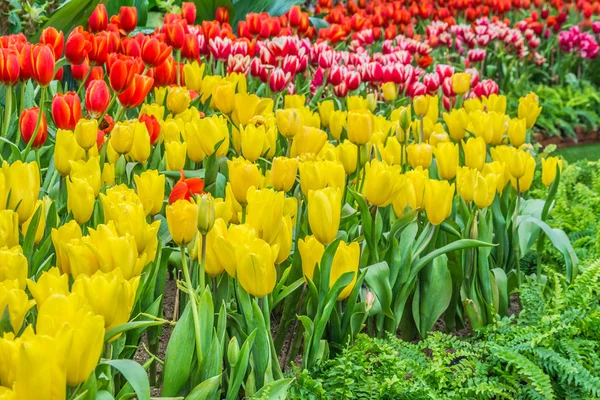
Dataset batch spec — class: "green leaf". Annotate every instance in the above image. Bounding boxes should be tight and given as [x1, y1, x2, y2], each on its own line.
[162, 302, 195, 396]
[104, 320, 166, 343]
[185, 374, 222, 400]
[226, 330, 256, 400]
[195, 0, 235, 23]
[101, 359, 150, 400]
[308, 17, 329, 30]
[363, 262, 393, 318]
[32, 0, 106, 41]
[250, 378, 295, 399]
[412, 255, 452, 337]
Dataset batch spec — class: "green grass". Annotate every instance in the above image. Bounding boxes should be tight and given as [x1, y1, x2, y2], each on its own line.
[555, 143, 600, 163]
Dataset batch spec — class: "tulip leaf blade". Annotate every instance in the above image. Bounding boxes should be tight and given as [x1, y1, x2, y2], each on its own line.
[186, 374, 222, 400]
[0, 136, 22, 163]
[101, 359, 150, 400]
[0, 306, 14, 336]
[161, 302, 196, 396]
[226, 329, 256, 400]
[250, 377, 295, 400]
[104, 320, 166, 343]
[363, 261, 394, 319]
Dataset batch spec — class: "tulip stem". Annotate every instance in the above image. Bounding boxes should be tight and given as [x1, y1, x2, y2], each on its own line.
[76, 67, 93, 97]
[513, 180, 521, 287]
[180, 246, 204, 365]
[0, 85, 12, 154]
[22, 87, 46, 162]
[98, 92, 118, 123]
[176, 50, 182, 86]
[200, 234, 207, 290]
[419, 115, 424, 143]
[355, 144, 361, 190]
[19, 83, 25, 118]
[241, 205, 247, 223]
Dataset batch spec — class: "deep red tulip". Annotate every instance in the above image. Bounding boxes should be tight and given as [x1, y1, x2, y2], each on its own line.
[247, 13, 262, 35]
[88, 32, 108, 65]
[288, 6, 303, 28]
[119, 6, 138, 33]
[181, 33, 199, 60]
[169, 170, 205, 204]
[153, 57, 176, 86]
[85, 80, 111, 118]
[0, 48, 20, 85]
[51, 92, 82, 130]
[182, 2, 197, 25]
[30, 44, 55, 87]
[20, 107, 47, 148]
[122, 37, 142, 58]
[107, 30, 121, 54]
[108, 54, 143, 93]
[164, 21, 186, 49]
[141, 37, 172, 67]
[118, 74, 154, 108]
[89, 4, 108, 32]
[71, 57, 90, 81]
[140, 114, 160, 144]
[65, 27, 92, 65]
[215, 6, 229, 24]
[16, 43, 32, 82]
[40, 27, 64, 58]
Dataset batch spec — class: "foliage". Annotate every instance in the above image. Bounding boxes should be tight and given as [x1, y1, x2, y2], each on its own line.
[290, 260, 600, 399]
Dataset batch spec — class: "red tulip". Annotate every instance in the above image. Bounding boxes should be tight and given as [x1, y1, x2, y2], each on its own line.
[0, 48, 20, 86]
[215, 7, 230, 24]
[269, 68, 290, 92]
[107, 30, 121, 54]
[108, 54, 143, 93]
[30, 44, 55, 87]
[122, 37, 141, 58]
[85, 80, 111, 118]
[20, 107, 47, 148]
[169, 170, 205, 204]
[88, 32, 108, 65]
[119, 6, 138, 33]
[181, 2, 196, 25]
[16, 43, 32, 82]
[141, 37, 172, 67]
[153, 57, 176, 87]
[288, 6, 303, 28]
[51, 92, 82, 130]
[89, 4, 108, 32]
[164, 22, 186, 49]
[40, 27, 64, 58]
[71, 57, 90, 81]
[118, 74, 154, 109]
[140, 114, 161, 144]
[181, 33, 199, 60]
[247, 13, 262, 36]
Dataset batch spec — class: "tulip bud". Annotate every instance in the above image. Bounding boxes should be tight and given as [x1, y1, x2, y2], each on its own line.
[182, 2, 197, 24]
[165, 141, 188, 171]
[382, 82, 397, 102]
[270, 157, 298, 192]
[197, 194, 216, 235]
[413, 95, 430, 117]
[276, 108, 302, 139]
[308, 187, 341, 245]
[88, 4, 108, 32]
[85, 80, 110, 119]
[74, 118, 98, 151]
[52, 92, 82, 130]
[347, 110, 374, 145]
[227, 337, 240, 366]
[67, 177, 95, 224]
[20, 107, 48, 148]
[451, 72, 471, 95]
[424, 179, 454, 225]
[119, 6, 138, 33]
[110, 122, 135, 154]
[508, 118, 527, 147]
[213, 81, 235, 114]
[541, 156, 562, 187]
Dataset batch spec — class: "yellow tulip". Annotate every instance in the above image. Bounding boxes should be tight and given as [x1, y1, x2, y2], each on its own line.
[65, 237, 100, 277]
[451, 72, 471, 95]
[51, 220, 82, 275]
[271, 157, 298, 192]
[482, 161, 509, 193]
[197, 193, 216, 235]
[241, 124, 267, 162]
[198, 217, 227, 276]
[508, 148, 529, 179]
[318, 100, 334, 128]
[487, 111, 507, 145]
[442, 108, 468, 141]
[413, 95, 430, 117]
[20, 197, 49, 245]
[347, 95, 368, 111]
[411, 117, 434, 142]
[299, 160, 345, 195]
[463, 98, 483, 113]
[424, 179, 454, 225]
[275, 108, 301, 140]
[0, 246, 27, 289]
[0, 331, 20, 388]
[275, 214, 293, 264]
[0, 280, 34, 332]
[518, 92, 542, 129]
[155, 86, 168, 104]
[316, 142, 337, 162]
[382, 82, 397, 102]
[0, 210, 18, 248]
[88, 223, 144, 279]
[231, 93, 259, 125]
[336, 140, 358, 174]
[363, 160, 403, 207]
[473, 173, 498, 209]
[462, 136, 486, 171]
[166, 199, 198, 246]
[227, 157, 264, 205]
[167, 86, 191, 115]
[347, 110, 374, 145]
[134, 170, 165, 216]
[165, 141, 187, 171]
[194, 115, 229, 157]
[376, 136, 399, 166]
[161, 119, 182, 143]
[429, 132, 450, 148]
[36, 293, 105, 385]
[246, 187, 284, 244]
[236, 237, 278, 298]
[391, 175, 415, 216]
[213, 80, 235, 114]
[127, 121, 151, 163]
[26, 267, 69, 309]
[329, 110, 347, 140]
[14, 326, 68, 400]
[433, 142, 459, 180]
[67, 177, 95, 225]
[69, 156, 101, 197]
[456, 166, 478, 203]
[214, 223, 257, 277]
[290, 126, 328, 157]
[508, 118, 527, 147]
[72, 269, 140, 333]
[183, 61, 205, 91]
[308, 187, 341, 245]
[542, 157, 563, 187]
[199, 75, 221, 104]
[284, 94, 305, 109]
[2, 161, 40, 224]
[54, 129, 85, 176]
[110, 122, 135, 154]
[407, 142, 433, 169]
[74, 118, 98, 151]
[140, 103, 165, 121]
[331, 241, 360, 300]
[510, 150, 536, 192]
[298, 235, 325, 282]
[483, 94, 507, 114]
[102, 163, 115, 186]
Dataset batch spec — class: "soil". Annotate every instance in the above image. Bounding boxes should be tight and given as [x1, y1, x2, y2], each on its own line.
[536, 128, 600, 148]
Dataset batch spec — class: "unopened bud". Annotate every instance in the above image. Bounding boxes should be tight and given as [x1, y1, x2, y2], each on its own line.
[197, 193, 215, 235]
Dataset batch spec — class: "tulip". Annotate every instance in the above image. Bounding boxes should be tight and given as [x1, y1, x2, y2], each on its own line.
[424, 179, 454, 225]
[188, 115, 228, 158]
[542, 157, 562, 187]
[52, 92, 82, 130]
[508, 118, 527, 147]
[21, 197, 50, 245]
[451, 72, 471, 95]
[51, 220, 83, 275]
[462, 136, 486, 171]
[0, 48, 20, 86]
[382, 82, 397, 102]
[102, 163, 115, 186]
[166, 199, 198, 246]
[110, 121, 135, 154]
[88, 4, 108, 32]
[318, 100, 334, 128]
[0, 246, 27, 290]
[141, 38, 172, 68]
[406, 142, 432, 169]
[72, 269, 140, 332]
[0, 210, 19, 248]
[119, 6, 138, 33]
[442, 108, 468, 141]
[347, 110, 374, 145]
[236, 237, 278, 298]
[215, 223, 257, 277]
[54, 129, 85, 176]
[363, 160, 404, 207]
[67, 178, 95, 224]
[240, 124, 267, 162]
[483, 94, 507, 114]
[19, 107, 47, 148]
[2, 161, 40, 223]
[182, 2, 197, 24]
[168, 170, 204, 204]
[65, 236, 100, 277]
[290, 126, 328, 157]
[128, 121, 151, 163]
[108, 54, 142, 94]
[232, 93, 262, 126]
[473, 173, 498, 209]
[30, 44, 55, 86]
[329, 110, 347, 140]
[433, 142, 458, 180]
[509, 149, 535, 192]
[118, 74, 154, 109]
[456, 167, 478, 203]
[308, 187, 341, 245]
[483, 161, 509, 193]
[213, 81, 235, 114]
[26, 267, 69, 309]
[331, 241, 360, 300]
[227, 158, 264, 205]
[518, 92, 542, 129]
[246, 187, 284, 244]
[69, 156, 101, 197]
[197, 218, 226, 276]
[165, 141, 188, 171]
[284, 94, 305, 109]
[166, 86, 191, 115]
[73, 118, 98, 151]
[183, 61, 204, 92]
[298, 235, 325, 282]
[88, 223, 145, 278]
[195, 194, 215, 236]
[65, 27, 92, 65]
[276, 108, 302, 139]
[139, 113, 161, 144]
[271, 157, 298, 192]
[36, 293, 105, 385]
[298, 160, 345, 195]
[134, 170, 165, 216]
[413, 95, 430, 117]
[0, 280, 34, 333]
[336, 140, 357, 175]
